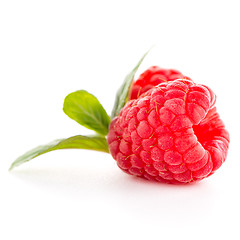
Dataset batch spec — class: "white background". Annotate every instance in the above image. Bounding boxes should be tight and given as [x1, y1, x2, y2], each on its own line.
[0, 0, 239, 239]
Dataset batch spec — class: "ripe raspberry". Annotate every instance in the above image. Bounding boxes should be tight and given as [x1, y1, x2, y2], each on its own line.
[130, 66, 191, 100]
[108, 79, 229, 184]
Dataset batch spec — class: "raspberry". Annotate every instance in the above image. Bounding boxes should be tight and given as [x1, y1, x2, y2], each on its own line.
[130, 66, 191, 100]
[108, 79, 230, 184]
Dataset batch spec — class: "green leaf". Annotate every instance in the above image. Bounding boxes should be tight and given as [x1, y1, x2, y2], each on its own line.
[63, 90, 110, 136]
[9, 135, 109, 170]
[111, 49, 151, 118]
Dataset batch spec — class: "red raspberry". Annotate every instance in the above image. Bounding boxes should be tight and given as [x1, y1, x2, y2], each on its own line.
[130, 66, 191, 100]
[108, 79, 229, 184]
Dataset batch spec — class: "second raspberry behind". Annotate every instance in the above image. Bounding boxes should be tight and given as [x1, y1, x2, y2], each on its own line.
[130, 66, 191, 100]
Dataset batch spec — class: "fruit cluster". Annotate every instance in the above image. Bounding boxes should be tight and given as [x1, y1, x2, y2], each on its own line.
[108, 68, 229, 184]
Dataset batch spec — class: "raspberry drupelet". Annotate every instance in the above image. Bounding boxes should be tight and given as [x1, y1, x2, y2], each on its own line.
[107, 79, 229, 184]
